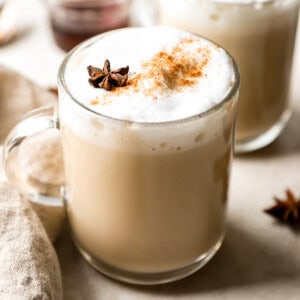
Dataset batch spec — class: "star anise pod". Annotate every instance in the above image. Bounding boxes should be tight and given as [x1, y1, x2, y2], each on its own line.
[264, 189, 300, 224]
[87, 59, 129, 91]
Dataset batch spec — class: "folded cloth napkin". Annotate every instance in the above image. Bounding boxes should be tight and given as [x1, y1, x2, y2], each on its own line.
[0, 66, 64, 299]
[0, 65, 65, 241]
[0, 182, 63, 300]
[0, 65, 56, 142]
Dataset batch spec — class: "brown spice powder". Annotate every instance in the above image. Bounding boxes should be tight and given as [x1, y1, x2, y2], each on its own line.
[90, 98, 99, 105]
[107, 38, 211, 100]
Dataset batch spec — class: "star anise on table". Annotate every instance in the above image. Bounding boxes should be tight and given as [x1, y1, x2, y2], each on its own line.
[264, 189, 300, 224]
[87, 59, 129, 91]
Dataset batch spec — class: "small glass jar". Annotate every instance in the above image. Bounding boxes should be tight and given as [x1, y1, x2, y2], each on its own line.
[48, 0, 131, 51]
[157, 0, 299, 153]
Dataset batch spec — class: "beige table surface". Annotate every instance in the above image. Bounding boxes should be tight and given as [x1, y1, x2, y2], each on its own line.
[1, 1, 300, 299]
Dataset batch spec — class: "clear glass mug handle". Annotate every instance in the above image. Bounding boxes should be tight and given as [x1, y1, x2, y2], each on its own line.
[3, 105, 64, 207]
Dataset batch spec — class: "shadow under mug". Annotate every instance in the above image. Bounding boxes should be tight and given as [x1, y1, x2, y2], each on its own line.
[3, 30, 240, 284]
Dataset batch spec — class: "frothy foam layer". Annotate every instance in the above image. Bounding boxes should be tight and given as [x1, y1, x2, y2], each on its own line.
[64, 26, 235, 122]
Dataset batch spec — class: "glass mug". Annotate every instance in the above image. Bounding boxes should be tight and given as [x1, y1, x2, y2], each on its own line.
[158, 0, 299, 153]
[3, 30, 239, 284]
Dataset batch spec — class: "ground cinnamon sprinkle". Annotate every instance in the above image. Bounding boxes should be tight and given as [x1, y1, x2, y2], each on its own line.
[90, 96, 113, 106]
[90, 98, 99, 105]
[106, 38, 211, 100]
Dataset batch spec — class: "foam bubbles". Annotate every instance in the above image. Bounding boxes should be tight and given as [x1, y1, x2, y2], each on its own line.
[64, 26, 235, 123]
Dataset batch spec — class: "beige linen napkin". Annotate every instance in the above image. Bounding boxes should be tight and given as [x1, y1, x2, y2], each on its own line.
[0, 182, 62, 300]
[0, 65, 65, 241]
[0, 65, 64, 299]
[0, 65, 55, 142]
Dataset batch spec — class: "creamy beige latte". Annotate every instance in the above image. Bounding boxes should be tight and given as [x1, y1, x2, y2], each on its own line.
[61, 120, 233, 272]
[58, 26, 239, 282]
[158, 0, 299, 151]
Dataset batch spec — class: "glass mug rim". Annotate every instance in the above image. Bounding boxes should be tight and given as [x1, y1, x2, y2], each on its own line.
[58, 27, 240, 127]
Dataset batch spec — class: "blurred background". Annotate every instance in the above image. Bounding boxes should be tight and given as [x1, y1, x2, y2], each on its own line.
[0, 0, 299, 98]
[0, 0, 157, 87]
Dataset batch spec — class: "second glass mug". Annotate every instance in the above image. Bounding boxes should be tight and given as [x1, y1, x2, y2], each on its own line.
[3, 30, 239, 284]
[158, 0, 300, 153]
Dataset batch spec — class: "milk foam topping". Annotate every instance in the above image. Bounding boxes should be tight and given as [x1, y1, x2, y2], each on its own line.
[64, 26, 235, 122]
